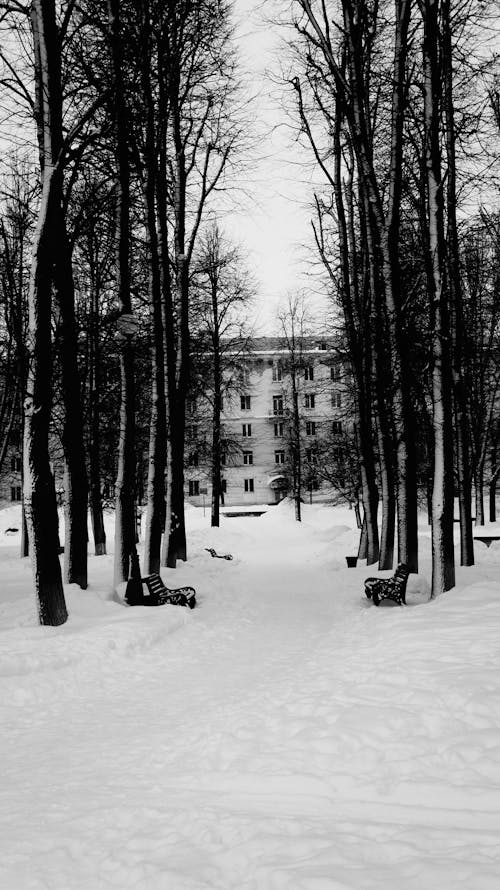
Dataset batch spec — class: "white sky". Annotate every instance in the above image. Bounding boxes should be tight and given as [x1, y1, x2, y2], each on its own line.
[227, 0, 328, 334]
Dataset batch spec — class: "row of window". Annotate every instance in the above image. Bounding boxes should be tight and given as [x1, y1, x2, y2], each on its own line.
[188, 479, 255, 496]
[188, 420, 342, 467]
[273, 365, 343, 382]
[240, 393, 343, 413]
[186, 372, 345, 416]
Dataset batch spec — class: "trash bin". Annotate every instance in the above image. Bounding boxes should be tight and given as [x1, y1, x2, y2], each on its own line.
[345, 556, 358, 568]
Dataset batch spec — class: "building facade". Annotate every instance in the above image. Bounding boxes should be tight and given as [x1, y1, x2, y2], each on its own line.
[185, 336, 350, 507]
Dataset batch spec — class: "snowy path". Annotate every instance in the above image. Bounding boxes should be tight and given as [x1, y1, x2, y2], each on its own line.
[1, 504, 500, 888]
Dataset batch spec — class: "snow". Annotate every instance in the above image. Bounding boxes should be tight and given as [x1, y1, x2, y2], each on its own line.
[1, 502, 500, 889]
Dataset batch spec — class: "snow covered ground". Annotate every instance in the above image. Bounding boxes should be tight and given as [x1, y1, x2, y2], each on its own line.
[1, 501, 499, 889]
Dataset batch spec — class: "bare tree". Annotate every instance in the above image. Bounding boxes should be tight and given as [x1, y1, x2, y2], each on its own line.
[191, 222, 254, 526]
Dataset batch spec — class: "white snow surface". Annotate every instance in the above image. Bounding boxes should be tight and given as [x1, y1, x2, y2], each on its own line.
[1, 501, 500, 889]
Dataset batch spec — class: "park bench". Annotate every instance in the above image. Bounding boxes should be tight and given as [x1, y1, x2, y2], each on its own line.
[364, 563, 410, 607]
[125, 573, 196, 609]
[205, 547, 233, 560]
[474, 535, 500, 548]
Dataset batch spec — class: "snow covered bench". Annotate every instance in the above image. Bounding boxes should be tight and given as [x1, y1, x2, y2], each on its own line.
[364, 563, 409, 607]
[125, 573, 196, 609]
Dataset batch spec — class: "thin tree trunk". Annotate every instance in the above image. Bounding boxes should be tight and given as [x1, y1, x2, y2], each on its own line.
[108, 0, 137, 587]
[475, 468, 485, 526]
[89, 282, 106, 556]
[489, 466, 499, 522]
[211, 321, 222, 527]
[421, 0, 455, 595]
[53, 213, 88, 587]
[442, 0, 473, 566]
[141, 0, 166, 575]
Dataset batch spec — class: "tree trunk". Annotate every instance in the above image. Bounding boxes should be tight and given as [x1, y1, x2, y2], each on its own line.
[489, 466, 499, 522]
[292, 378, 302, 521]
[25, 0, 67, 625]
[339, 135, 378, 564]
[53, 212, 88, 587]
[475, 468, 485, 526]
[442, 0, 474, 566]
[421, 0, 455, 595]
[211, 325, 222, 527]
[108, 0, 137, 587]
[163, 413, 187, 566]
[89, 283, 106, 556]
[141, 0, 167, 575]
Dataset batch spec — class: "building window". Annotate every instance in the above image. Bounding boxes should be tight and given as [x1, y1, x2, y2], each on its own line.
[304, 393, 316, 409]
[332, 421, 343, 435]
[188, 452, 199, 467]
[272, 364, 282, 382]
[242, 423, 252, 437]
[186, 424, 198, 441]
[274, 422, 283, 437]
[318, 341, 327, 350]
[221, 479, 227, 494]
[221, 452, 226, 466]
[241, 395, 251, 410]
[188, 480, 200, 497]
[243, 450, 253, 465]
[242, 367, 251, 386]
[220, 396, 224, 411]
[244, 478, 254, 493]
[332, 392, 342, 408]
[306, 421, 316, 436]
[305, 448, 317, 465]
[273, 395, 283, 415]
[331, 365, 341, 381]
[187, 398, 197, 414]
[304, 366, 314, 381]
[274, 450, 285, 465]
[10, 455, 21, 472]
[10, 486, 22, 502]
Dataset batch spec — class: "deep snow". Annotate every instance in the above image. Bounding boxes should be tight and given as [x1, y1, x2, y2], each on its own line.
[1, 501, 499, 889]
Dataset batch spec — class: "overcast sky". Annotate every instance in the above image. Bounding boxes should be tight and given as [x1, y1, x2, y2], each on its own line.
[228, 0, 327, 334]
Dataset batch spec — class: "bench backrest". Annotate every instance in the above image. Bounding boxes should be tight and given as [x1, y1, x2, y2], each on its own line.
[393, 563, 409, 589]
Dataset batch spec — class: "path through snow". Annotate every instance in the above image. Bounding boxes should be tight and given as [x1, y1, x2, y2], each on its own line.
[1, 502, 499, 888]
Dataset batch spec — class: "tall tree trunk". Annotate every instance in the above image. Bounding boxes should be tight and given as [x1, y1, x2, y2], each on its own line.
[108, 0, 137, 587]
[141, 0, 167, 575]
[53, 213, 88, 587]
[291, 378, 302, 522]
[25, 0, 67, 625]
[489, 462, 499, 522]
[211, 315, 222, 527]
[89, 280, 106, 555]
[442, 0, 474, 566]
[163, 79, 189, 567]
[341, 135, 379, 564]
[421, 0, 455, 595]
[474, 467, 485, 526]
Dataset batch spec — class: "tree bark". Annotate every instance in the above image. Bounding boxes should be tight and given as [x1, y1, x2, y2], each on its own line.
[24, 0, 67, 625]
[108, 0, 137, 587]
[421, 0, 455, 595]
[442, 0, 474, 566]
[141, 0, 167, 575]
[53, 212, 89, 587]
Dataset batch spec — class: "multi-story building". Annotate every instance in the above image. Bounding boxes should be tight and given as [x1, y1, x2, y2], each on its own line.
[185, 336, 351, 507]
